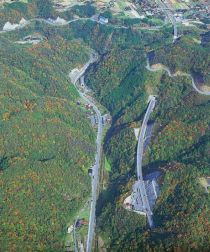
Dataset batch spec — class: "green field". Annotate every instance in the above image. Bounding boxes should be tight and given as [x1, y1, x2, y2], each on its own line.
[104, 157, 111, 172]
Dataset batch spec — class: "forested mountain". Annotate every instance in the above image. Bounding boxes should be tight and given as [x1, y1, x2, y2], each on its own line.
[0, 1, 96, 251]
[0, 0, 210, 251]
[151, 36, 210, 87]
[84, 17, 210, 252]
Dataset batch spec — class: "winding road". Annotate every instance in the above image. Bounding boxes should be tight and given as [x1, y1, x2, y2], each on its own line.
[2, 6, 210, 249]
[146, 54, 210, 96]
[0, 16, 127, 34]
[1, 14, 104, 251]
[0, 14, 167, 36]
[0, 17, 90, 34]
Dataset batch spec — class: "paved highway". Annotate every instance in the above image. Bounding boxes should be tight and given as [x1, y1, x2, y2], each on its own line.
[155, 0, 178, 41]
[136, 96, 156, 228]
[1, 15, 101, 251]
[0, 15, 165, 36]
[85, 98, 102, 252]
[0, 15, 127, 34]
[137, 97, 156, 180]
[71, 54, 103, 252]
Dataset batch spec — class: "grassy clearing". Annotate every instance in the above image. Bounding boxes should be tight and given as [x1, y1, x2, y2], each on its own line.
[105, 157, 111, 172]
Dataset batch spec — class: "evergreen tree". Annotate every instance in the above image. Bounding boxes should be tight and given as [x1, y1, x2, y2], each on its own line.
[36, 0, 53, 18]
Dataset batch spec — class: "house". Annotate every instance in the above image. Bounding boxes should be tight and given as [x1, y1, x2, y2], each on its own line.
[91, 14, 109, 25]
[67, 225, 74, 234]
[85, 104, 93, 109]
[88, 168, 93, 176]
[89, 114, 98, 127]
[98, 16, 109, 25]
[102, 114, 112, 125]
[75, 219, 87, 228]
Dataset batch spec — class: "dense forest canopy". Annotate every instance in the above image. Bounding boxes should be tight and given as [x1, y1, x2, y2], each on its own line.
[0, 0, 210, 251]
[0, 6, 96, 250]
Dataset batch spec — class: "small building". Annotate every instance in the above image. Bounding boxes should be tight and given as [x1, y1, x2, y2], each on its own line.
[67, 225, 74, 234]
[102, 114, 112, 125]
[90, 114, 98, 127]
[85, 104, 93, 109]
[55, 3, 65, 9]
[88, 168, 93, 176]
[91, 14, 109, 25]
[75, 219, 87, 228]
[98, 16, 109, 25]
[145, 11, 153, 16]
[65, 244, 73, 252]
[80, 76, 85, 87]
[124, 6, 132, 11]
